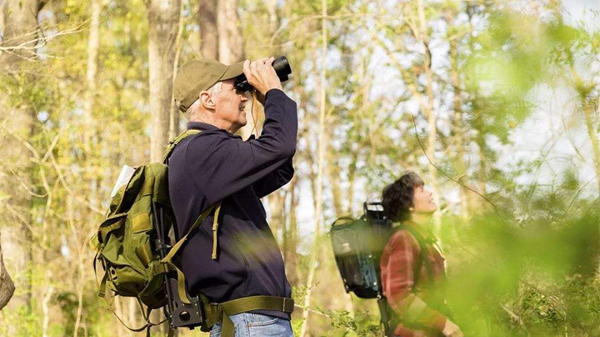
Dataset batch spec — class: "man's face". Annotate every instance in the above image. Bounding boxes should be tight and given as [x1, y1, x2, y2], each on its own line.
[412, 185, 438, 214]
[212, 79, 249, 133]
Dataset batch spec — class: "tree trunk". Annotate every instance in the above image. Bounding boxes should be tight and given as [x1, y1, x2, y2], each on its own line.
[300, 1, 327, 335]
[0, 0, 40, 66]
[67, 195, 85, 337]
[0, 234, 15, 310]
[169, 11, 184, 140]
[199, 0, 219, 59]
[327, 145, 343, 216]
[265, 0, 278, 34]
[0, 2, 14, 312]
[466, 4, 488, 208]
[448, 18, 470, 221]
[217, 0, 244, 64]
[346, 152, 358, 215]
[415, 0, 441, 229]
[476, 130, 488, 199]
[284, 175, 299, 286]
[147, 0, 181, 163]
[0, 0, 41, 315]
[147, 0, 181, 330]
[83, 0, 102, 153]
[114, 297, 126, 337]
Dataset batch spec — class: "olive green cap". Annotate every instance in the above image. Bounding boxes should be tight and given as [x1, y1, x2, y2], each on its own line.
[174, 59, 244, 112]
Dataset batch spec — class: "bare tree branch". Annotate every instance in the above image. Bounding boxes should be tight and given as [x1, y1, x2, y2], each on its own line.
[0, 21, 87, 63]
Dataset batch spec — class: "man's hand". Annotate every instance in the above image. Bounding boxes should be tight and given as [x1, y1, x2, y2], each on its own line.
[243, 57, 283, 96]
[442, 320, 463, 337]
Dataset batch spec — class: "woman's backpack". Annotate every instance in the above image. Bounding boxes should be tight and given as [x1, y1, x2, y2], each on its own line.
[330, 202, 392, 299]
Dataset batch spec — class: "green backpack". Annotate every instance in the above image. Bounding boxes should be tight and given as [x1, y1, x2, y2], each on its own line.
[91, 129, 219, 330]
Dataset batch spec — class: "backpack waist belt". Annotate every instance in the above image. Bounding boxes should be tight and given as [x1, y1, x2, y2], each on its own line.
[203, 295, 295, 337]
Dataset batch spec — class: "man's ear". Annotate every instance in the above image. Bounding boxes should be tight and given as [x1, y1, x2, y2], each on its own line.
[199, 91, 216, 111]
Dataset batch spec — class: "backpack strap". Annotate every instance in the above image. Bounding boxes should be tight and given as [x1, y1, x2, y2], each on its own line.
[161, 202, 220, 304]
[94, 257, 163, 335]
[162, 129, 202, 163]
[211, 202, 222, 260]
[393, 225, 434, 290]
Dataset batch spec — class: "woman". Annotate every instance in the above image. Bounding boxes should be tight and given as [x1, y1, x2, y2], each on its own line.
[380, 172, 462, 337]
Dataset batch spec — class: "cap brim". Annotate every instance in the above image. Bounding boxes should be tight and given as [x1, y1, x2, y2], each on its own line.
[220, 61, 244, 80]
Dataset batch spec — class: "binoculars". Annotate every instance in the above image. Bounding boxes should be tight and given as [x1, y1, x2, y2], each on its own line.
[234, 56, 292, 92]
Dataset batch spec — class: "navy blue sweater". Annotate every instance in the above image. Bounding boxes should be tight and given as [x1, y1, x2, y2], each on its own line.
[168, 89, 297, 319]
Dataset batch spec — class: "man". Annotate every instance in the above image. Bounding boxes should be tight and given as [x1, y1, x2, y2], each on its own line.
[169, 57, 297, 337]
[380, 172, 463, 337]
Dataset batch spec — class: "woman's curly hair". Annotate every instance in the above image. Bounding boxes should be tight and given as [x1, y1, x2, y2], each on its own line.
[382, 171, 425, 222]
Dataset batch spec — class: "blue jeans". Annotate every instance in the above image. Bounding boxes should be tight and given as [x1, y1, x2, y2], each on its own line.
[209, 313, 294, 337]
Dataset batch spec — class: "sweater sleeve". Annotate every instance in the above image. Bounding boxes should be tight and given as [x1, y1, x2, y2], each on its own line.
[252, 157, 294, 198]
[185, 89, 298, 205]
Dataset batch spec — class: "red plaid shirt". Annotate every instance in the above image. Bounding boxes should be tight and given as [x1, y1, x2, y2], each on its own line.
[380, 221, 448, 337]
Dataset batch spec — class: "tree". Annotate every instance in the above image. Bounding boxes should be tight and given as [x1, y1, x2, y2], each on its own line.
[445, 7, 471, 220]
[199, 0, 218, 59]
[83, 0, 101, 153]
[217, 0, 244, 64]
[0, 0, 45, 314]
[0, 0, 14, 312]
[146, 0, 182, 331]
[299, 0, 328, 335]
[147, 0, 182, 163]
[72, 2, 103, 335]
[198, 0, 244, 64]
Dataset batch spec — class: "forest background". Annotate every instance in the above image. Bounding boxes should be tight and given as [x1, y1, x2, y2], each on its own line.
[0, 0, 599, 336]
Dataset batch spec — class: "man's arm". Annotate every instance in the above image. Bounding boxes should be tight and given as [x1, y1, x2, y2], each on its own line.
[381, 231, 447, 333]
[252, 157, 294, 199]
[186, 89, 298, 204]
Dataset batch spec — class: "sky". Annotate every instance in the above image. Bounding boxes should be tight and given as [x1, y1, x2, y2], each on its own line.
[562, 0, 600, 30]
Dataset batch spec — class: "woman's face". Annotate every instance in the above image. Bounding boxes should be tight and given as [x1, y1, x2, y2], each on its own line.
[411, 185, 437, 214]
